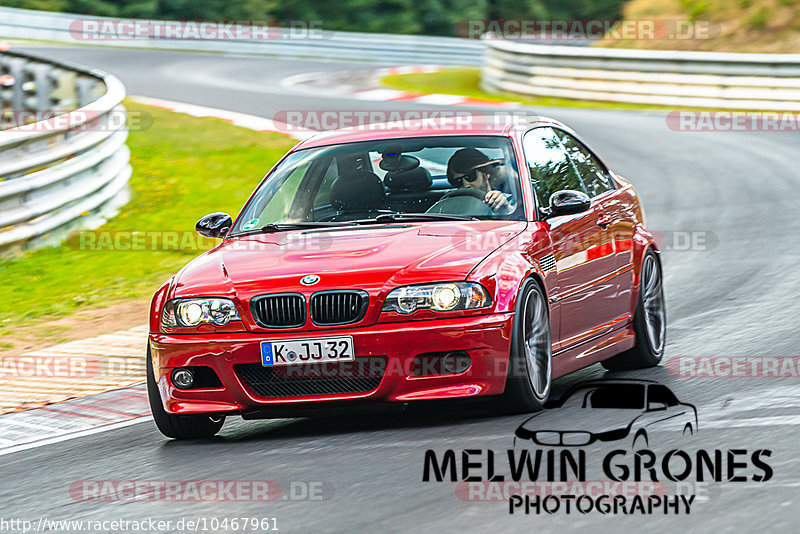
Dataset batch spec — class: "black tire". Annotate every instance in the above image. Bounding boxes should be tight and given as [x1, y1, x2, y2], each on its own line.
[146, 346, 225, 440]
[493, 279, 552, 414]
[602, 250, 666, 371]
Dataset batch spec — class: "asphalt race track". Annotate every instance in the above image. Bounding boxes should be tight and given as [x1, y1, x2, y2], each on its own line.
[3, 46, 799, 533]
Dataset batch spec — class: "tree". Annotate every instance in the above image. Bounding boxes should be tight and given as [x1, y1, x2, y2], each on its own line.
[0, 0, 627, 34]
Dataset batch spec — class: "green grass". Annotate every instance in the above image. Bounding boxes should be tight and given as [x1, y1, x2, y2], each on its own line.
[380, 68, 686, 112]
[0, 101, 296, 337]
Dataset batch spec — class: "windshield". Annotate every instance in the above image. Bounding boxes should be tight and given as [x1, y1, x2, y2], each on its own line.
[231, 136, 524, 233]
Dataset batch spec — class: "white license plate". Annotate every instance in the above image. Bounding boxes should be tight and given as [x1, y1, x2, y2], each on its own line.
[261, 336, 354, 366]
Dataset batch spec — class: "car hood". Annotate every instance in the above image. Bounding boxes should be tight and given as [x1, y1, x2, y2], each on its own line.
[171, 221, 527, 301]
[518, 409, 643, 436]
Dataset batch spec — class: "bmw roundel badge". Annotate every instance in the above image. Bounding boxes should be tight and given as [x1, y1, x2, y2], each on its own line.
[300, 274, 320, 286]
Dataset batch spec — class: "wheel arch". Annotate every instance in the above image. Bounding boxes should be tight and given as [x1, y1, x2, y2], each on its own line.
[630, 226, 662, 315]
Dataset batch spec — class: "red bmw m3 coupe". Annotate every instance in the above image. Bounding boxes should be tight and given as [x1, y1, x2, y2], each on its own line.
[147, 117, 666, 439]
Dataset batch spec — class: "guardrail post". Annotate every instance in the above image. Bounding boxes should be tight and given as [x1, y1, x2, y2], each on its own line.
[25, 63, 56, 112]
[50, 68, 77, 111]
[7, 57, 26, 113]
[76, 77, 98, 108]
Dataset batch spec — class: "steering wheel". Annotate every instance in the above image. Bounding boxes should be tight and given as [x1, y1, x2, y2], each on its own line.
[439, 188, 487, 202]
[426, 188, 493, 216]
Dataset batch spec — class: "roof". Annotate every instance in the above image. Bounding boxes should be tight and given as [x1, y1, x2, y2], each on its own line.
[292, 114, 567, 150]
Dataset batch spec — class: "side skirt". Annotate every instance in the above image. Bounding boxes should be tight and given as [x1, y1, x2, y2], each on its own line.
[552, 325, 636, 378]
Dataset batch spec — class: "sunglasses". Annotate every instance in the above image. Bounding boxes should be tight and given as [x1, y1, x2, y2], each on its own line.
[462, 170, 482, 183]
[462, 162, 501, 183]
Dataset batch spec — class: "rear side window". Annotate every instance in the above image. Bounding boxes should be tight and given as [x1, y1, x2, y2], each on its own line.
[522, 127, 585, 208]
[556, 130, 614, 198]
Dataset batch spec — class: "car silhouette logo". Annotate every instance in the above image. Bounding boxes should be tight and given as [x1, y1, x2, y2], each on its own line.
[514, 379, 697, 449]
[300, 274, 320, 286]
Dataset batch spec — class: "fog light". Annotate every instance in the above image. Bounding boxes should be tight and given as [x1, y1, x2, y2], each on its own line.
[171, 368, 195, 389]
[441, 351, 471, 374]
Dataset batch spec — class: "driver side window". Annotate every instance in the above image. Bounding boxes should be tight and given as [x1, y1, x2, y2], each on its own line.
[522, 127, 585, 209]
[647, 385, 679, 407]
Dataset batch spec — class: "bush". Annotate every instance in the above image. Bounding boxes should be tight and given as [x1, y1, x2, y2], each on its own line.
[747, 6, 770, 30]
[0, 0, 629, 37]
[680, 0, 710, 21]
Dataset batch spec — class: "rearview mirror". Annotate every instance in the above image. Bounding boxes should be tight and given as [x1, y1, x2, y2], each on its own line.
[546, 190, 591, 218]
[196, 212, 232, 239]
[647, 401, 668, 412]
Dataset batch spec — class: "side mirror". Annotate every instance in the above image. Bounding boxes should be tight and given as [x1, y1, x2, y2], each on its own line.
[647, 401, 668, 412]
[546, 190, 591, 218]
[196, 212, 232, 239]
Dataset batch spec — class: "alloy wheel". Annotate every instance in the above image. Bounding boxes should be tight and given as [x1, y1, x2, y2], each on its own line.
[641, 254, 666, 354]
[523, 288, 552, 401]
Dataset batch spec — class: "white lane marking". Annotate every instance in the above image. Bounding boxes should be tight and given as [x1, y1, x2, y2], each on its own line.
[387, 65, 441, 75]
[130, 96, 316, 140]
[2, 419, 65, 432]
[352, 88, 409, 101]
[0, 416, 150, 457]
[0, 381, 149, 453]
[411, 93, 466, 105]
[280, 71, 328, 89]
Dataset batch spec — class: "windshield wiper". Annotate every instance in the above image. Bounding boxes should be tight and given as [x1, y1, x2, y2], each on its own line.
[231, 215, 477, 236]
[356, 213, 478, 224]
[231, 221, 353, 236]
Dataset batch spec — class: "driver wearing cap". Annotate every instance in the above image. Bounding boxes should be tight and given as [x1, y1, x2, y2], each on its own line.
[447, 148, 513, 214]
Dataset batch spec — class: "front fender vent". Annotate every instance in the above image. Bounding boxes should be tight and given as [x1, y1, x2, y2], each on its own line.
[539, 254, 556, 273]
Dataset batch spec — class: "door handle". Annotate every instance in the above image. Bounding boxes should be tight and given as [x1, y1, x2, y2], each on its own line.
[597, 215, 611, 228]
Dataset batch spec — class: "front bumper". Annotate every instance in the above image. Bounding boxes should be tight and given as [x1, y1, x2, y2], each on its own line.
[149, 313, 514, 415]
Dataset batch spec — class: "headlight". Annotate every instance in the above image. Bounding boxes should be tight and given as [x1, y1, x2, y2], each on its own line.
[382, 282, 491, 314]
[161, 298, 241, 327]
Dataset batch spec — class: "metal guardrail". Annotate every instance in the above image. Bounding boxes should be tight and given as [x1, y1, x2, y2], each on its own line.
[0, 6, 484, 65]
[0, 48, 130, 253]
[482, 40, 800, 111]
